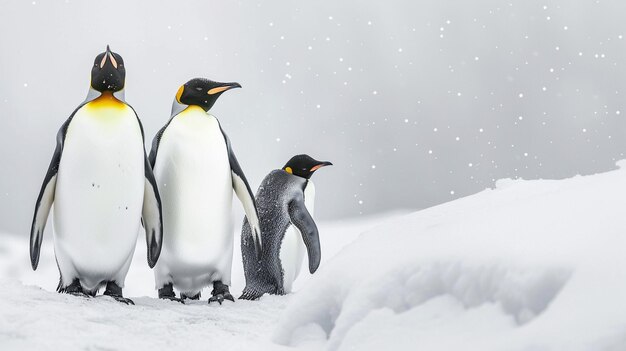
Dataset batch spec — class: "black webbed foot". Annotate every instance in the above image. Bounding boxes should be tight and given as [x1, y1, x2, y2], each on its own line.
[161, 296, 184, 303]
[222, 292, 235, 303]
[59, 278, 91, 298]
[181, 292, 201, 301]
[105, 294, 135, 305]
[158, 283, 184, 304]
[103, 281, 134, 305]
[68, 291, 92, 298]
[209, 281, 234, 305]
[208, 294, 225, 304]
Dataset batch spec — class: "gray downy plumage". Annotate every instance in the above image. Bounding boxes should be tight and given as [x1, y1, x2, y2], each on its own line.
[240, 170, 320, 300]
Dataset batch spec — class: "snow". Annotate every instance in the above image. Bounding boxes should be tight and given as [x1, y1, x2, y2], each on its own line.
[274, 162, 626, 351]
[3, 164, 626, 350]
[0, 281, 289, 351]
[0, 212, 397, 350]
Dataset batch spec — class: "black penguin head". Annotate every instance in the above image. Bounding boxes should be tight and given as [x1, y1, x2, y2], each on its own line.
[175, 78, 241, 112]
[91, 45, 125, 92]
[283, 154, 333, 179]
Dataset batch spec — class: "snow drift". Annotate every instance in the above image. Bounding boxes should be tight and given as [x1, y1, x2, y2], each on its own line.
[2, 165, 626, 350]
[274, 162, 626, 351]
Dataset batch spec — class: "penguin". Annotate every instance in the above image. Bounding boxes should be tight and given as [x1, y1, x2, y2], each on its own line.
[29, 46, 163, 305]
[150, 78, 262, 304]
[240, 154, 332, 300]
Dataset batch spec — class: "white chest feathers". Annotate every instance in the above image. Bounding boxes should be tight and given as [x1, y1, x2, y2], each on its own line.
[53, 95, 145, 290]
[152, 106, 235, 290]
[280, 180, 316, 293]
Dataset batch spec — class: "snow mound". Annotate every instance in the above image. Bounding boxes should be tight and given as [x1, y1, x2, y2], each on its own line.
[274, 164, 626, 351]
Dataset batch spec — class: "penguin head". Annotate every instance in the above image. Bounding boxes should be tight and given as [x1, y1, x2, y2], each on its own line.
[91, 45, 125, 93]
[175, 78, 241, 112]
[283, 154, 333, 179]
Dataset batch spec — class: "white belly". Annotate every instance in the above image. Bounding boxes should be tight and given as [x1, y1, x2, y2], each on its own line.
[280, 181, 315, 292]
[53, 99, 144, 290]
[153, 107, 233, 291]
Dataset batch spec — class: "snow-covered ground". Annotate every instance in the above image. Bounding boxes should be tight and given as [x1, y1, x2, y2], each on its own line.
[0, 212, 401, 350]
[3, 164, 626, 350]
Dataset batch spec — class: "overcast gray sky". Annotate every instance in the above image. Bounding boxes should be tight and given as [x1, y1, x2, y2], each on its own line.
[1, 0, 625, 235]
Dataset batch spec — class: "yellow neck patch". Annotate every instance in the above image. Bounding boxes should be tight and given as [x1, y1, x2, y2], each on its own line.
[285, 167, 293, 174]
[87, 92, 126, 110]
[181, 105, 206, 115]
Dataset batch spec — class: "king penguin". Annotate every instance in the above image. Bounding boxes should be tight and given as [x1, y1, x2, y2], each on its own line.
[240, 154, 332, 300]
[150, 78, 262, 304]
[29, 46, 163, 304]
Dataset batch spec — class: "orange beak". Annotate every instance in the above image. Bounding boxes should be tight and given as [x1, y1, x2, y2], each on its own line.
[310, 161, 333, 172]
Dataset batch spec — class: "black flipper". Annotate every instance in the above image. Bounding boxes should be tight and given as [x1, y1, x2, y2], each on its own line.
[30, 148, 59, 270]
[128, 107, 164, 268]
[217, 122, 262, 256]
[142, 153, 163, 268]
[29, 110, 79, 270]
[288, 195, 321, 274]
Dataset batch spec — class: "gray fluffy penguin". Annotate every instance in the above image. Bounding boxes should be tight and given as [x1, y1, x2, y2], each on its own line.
[240, 154, 332, 300]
